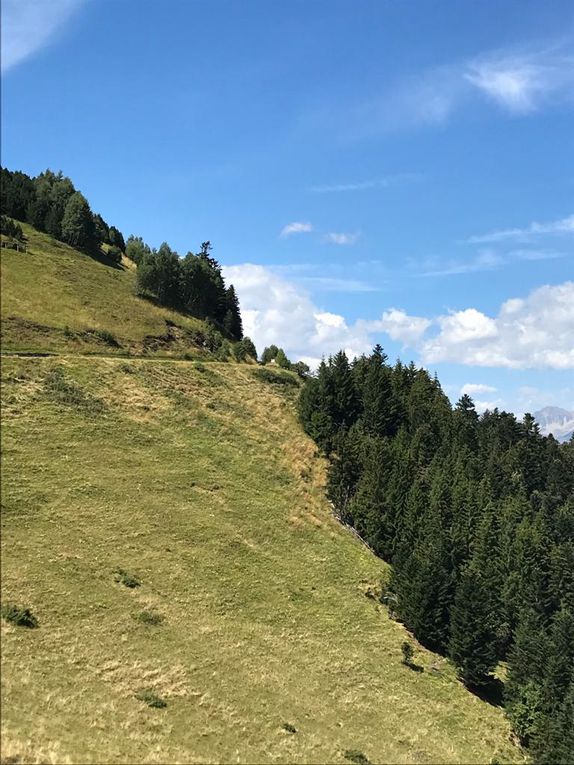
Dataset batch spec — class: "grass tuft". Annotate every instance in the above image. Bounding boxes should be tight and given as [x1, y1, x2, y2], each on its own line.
[114, 569, 141, 588]
[134, 610, 163, 626]
[344, 750, 371, 765]
[1, 603, 39, 629]
[135, 689, 167, 708]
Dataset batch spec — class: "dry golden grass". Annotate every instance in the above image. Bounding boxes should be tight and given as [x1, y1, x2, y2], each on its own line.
[1, 356, 525, 764]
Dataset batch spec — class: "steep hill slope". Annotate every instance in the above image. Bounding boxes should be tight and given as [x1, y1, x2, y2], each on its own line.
[1, 223, 214, 357]
[1, 228, 523, 763]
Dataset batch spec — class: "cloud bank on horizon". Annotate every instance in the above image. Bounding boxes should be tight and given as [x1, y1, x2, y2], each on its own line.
[224, 261, 574, 373]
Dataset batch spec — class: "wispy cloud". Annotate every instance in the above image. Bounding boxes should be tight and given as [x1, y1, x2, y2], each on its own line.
[299, 277, 378, 293]
[321, 39, 574, 136]
[280, 221, 313, 238]
[467, 214, 574, 244]
[418, 246, 568, 277]
[465, 48, 574, 113]
[308, 173, 420, 193]
[1, 0, 86, 73]
[323, 231, 361, 245]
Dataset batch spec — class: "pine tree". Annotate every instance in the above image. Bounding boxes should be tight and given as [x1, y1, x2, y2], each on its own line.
[330, 351, 359, 429]
[108, 226, 126, 252]
[533, 680, 574, 765]
[448, 566, 498, 687]
[275, 348, 290, 369]
[223, 285, 243, 340]
[361, 345, 399, 437]
[505, 608, 549, 745]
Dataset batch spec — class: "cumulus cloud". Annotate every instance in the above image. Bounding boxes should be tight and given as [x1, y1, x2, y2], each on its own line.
[362, 309, 431, 345]
[460, 383, 498, 396]
[1, 0, 85, 73]
[323, 231, 361, 245]
[224, 265, 574, 372]
[421, 282, 574, 369]
[280, 222, 313, 238]
[467, 214, 574, 244]
[222, 264, 373, 364]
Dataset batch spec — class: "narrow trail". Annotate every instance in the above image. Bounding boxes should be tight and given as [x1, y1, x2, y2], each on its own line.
[0, 350, 227, 365]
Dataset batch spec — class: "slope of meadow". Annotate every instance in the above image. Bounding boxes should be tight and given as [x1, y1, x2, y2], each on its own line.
[0, 228, 523, 764]
[1, 223, 208, 357]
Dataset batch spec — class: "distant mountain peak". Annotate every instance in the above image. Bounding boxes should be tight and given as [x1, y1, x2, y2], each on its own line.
[533, 406, 574, 443]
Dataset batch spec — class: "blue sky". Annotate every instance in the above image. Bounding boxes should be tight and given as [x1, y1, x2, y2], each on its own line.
[1, 0, 573, 416]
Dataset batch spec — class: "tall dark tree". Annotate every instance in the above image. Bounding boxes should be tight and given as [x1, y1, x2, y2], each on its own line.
[223, 285, 242, 340]
[108, 226, 125, 252]
[448, 566, 498, 687]
[60, 192, 95, 248]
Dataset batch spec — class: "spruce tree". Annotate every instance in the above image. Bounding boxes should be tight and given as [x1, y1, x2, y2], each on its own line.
[223, 285, 243, 340]
[448, 566, 497, 687]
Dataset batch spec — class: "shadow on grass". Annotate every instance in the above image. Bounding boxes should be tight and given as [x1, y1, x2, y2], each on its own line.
[80, 243, 125, 271]
[468, 677, 505, 708]
[405, 661, 424, 673]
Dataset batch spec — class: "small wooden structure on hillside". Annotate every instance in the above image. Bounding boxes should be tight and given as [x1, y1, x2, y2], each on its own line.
[0, 240, 27, 253]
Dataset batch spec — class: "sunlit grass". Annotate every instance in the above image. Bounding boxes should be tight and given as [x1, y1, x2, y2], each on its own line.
[1, 355, 524, 764]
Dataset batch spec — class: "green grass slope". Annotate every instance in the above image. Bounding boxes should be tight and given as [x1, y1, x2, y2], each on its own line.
[1, 223, 212, 357]
[1, 224, 524, 763]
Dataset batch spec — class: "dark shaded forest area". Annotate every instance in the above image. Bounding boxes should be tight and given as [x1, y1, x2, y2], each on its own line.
[299, 346, 574, 764]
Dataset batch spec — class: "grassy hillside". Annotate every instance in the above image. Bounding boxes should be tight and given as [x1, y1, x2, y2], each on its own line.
[1, 223, 214, 357]
[1, 225, 523, 763]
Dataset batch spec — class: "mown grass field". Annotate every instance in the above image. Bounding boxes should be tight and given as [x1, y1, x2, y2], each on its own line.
[1, 224, 208, 356]
[1, 226, 524, 763]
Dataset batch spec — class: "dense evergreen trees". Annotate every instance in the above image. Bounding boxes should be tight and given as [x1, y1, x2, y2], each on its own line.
[1, 166, 245, 343]
[299, 348, 574, 762]
[135, 240, 243, 340]
[1, 167, 123, 255]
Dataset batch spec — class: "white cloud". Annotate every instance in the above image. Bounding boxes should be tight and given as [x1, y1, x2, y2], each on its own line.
[421, 282, 574, 369]
[467, 214, 574, 244]
[1, 0, 85, 73]
[363, 309, 431, 345]
[342, 42, 574, 134]
[222, 264, 374, 363]
[224, 265, 574, 373]
[464, 50, 574, 113]
[323, 232, 361, 245]
[460, 383, 498, 396]
[473, 398, 504, 414]
[280, 222, 313, 238]
[434, 308, 499, 344]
